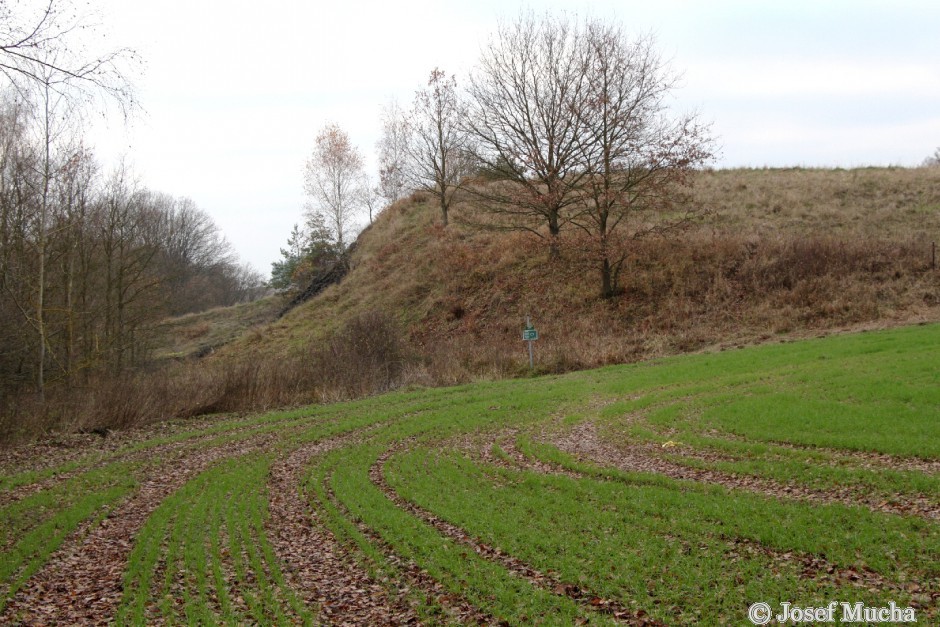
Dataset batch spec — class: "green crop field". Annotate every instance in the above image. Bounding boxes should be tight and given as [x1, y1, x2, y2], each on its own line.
[1, 324, 938, 624]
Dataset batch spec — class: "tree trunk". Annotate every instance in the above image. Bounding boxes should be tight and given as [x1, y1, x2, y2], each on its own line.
[598, 214, 620, 299]
[600, 256, 615, 299]
[438, 186, 449, 227]
[36, 84, 52, 402]
[36, 229, 45, 400]
[547, 210, 561, 258]
[65, 251, 74, 383]
[547, 209, 560, 237]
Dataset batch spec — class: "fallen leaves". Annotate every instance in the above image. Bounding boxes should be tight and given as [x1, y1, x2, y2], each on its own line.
[0, 432, 281, 624]
[550, 421, 939, 520]
[266, 435, 423, 625]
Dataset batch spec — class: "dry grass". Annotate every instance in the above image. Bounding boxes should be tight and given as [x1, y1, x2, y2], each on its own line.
[149, 295, 281, 361]
[226, 167, 939, 385]
[0, 311, 408, 439]
[697, 166, 940, 238]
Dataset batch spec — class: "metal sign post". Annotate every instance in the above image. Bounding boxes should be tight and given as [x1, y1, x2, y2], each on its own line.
[522, 315, 538, 369]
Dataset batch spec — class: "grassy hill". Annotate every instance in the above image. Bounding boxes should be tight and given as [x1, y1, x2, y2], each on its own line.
[150, 296, 281, 362]
[2, 322, 937, 623]
[221, 166, 940, 383]
[6, 166, 937, 441]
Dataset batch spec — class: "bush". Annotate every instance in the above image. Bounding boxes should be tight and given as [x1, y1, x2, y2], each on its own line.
[314, 310, 406, 400]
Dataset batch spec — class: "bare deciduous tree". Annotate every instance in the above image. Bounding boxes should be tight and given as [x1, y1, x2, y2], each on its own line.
[463, 13, 593, 242]
[30, 72, 79, 398]
[0, 0, 138, 399]
[462, 12, 714, 297]
[98, 164, 165, 372]
[376, 100, 410, 206]
[358, 175, 382, 225]
[304, 123, 364, 253]
[923, 147, 940, 167]
[571, 25, 715, 298]
[406, 68, 472, 227]
[0, 94, 37, 391]
[0, 0, 139, 115]
[0, 105, 265, 405]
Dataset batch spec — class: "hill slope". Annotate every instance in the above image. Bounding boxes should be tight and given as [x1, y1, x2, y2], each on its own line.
[151, 296, 281, 362]
[221, 167, 940, 382]
[6, 168, 938, 441]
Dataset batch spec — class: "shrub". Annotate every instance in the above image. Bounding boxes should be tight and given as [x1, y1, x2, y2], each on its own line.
[313, 310, 406, 400]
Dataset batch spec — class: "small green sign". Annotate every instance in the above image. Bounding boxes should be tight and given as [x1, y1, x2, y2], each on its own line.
[523, 328, 538, 341]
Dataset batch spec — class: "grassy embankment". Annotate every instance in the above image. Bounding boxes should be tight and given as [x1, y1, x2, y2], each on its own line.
[247, 166, 940, 373]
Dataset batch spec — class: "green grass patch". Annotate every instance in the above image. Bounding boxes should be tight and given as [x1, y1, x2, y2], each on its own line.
[6, 322, 940, 623]
[0, 462, 138, 611]
[117, 455, 310, 625]
[387, 446, 936, 624]
[596, 326, 940, 458]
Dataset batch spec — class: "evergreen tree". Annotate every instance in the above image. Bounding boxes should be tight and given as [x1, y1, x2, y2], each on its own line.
[269, 224, 307, 290]
[269, 214, 338, 291]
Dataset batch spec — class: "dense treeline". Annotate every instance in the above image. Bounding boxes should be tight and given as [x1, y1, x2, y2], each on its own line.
[0, 96, 264, 400]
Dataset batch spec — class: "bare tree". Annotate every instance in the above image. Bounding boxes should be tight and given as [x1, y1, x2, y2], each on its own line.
[358, 175, 382, 225]
[0, 0, 138, 398]
[406, 68, 472, 227]
[50, 142, 96, 379]
[3, 65, 93, 399]
[462, 13, 714, 298]
[376, 100, 410, 206]
[0, 94, 37, 391]
[571, 25, 715, 298]
[923, 147, 940, 167]
[161, 196, 233, 270]
[0, 114, 264, 402]
[30, 70, 78, 399]
[225, 262, 266, 305]
[304, 123, 364, 253]
[463, 13, 593, 242]
[98, 164, 165, 372]
[0, 0, 139, 115]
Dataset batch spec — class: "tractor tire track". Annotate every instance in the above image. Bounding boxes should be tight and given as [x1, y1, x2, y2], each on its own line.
[468, 431, 939, 621]
[316, 448, 496, 625]
[551, 421, 939, 520]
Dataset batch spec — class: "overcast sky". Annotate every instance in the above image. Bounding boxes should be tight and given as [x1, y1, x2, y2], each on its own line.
[86, 0, 940, 274]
